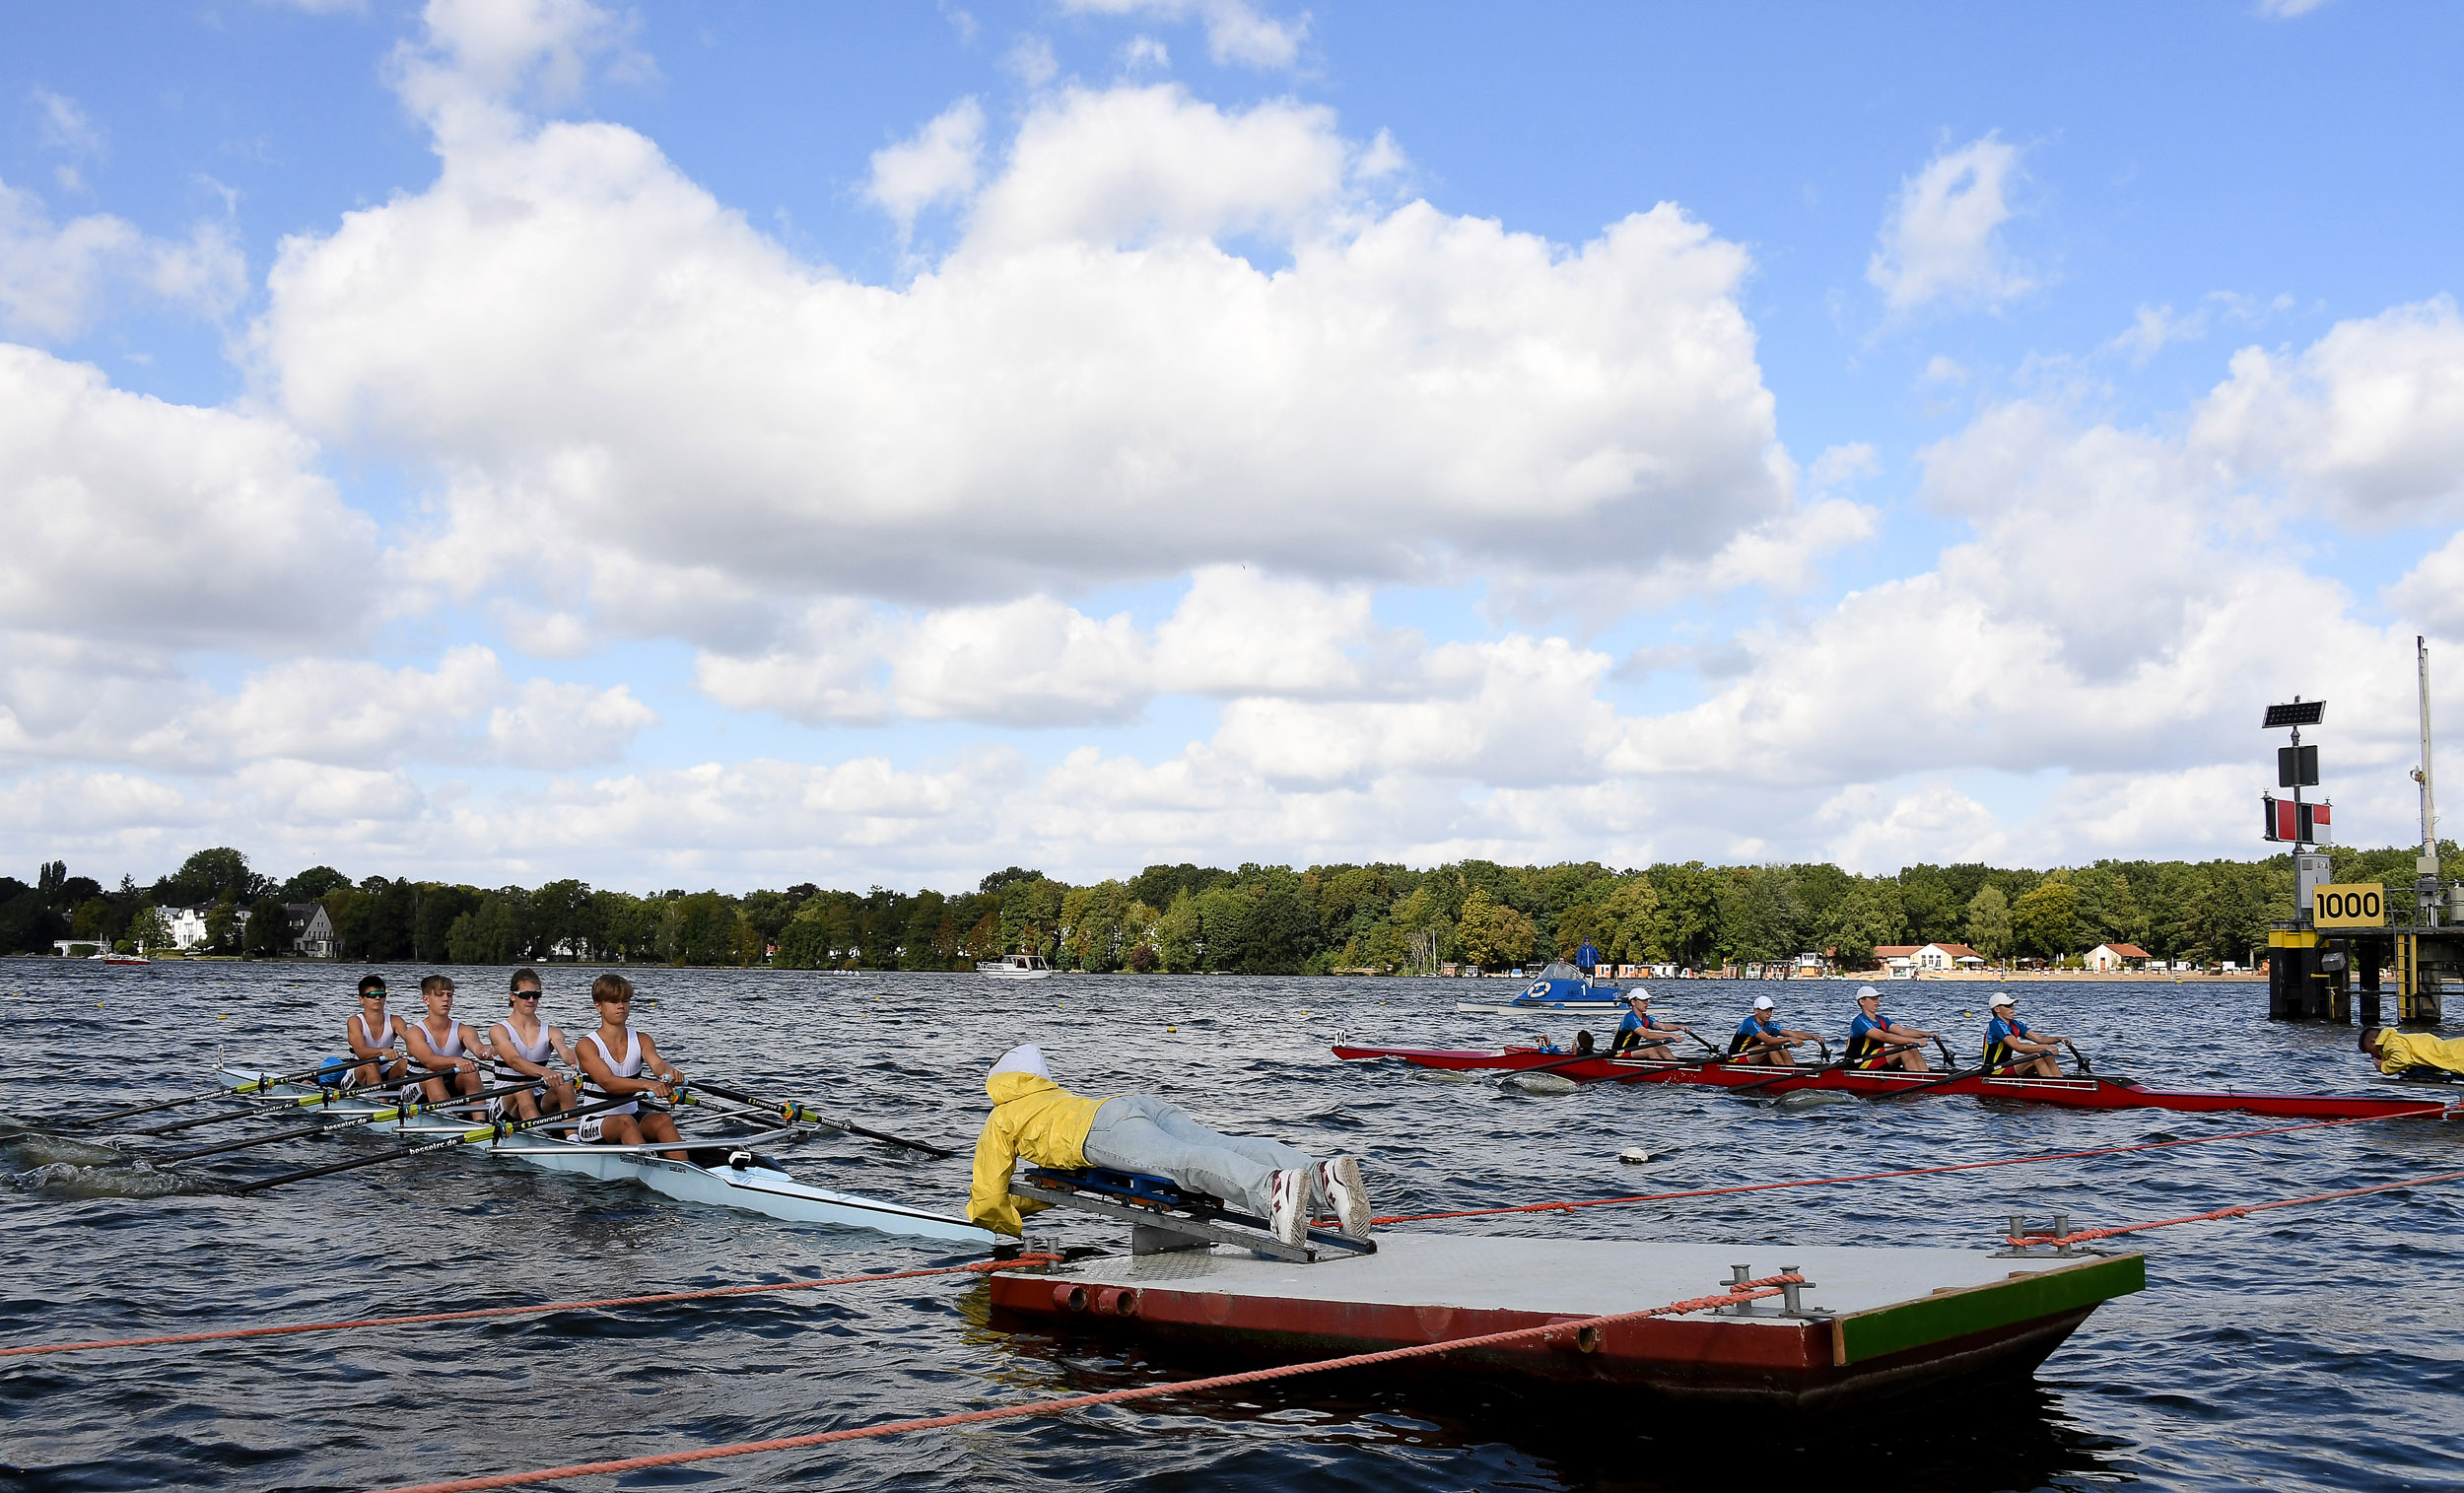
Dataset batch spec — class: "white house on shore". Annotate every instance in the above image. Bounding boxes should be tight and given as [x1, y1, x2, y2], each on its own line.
[163, 906, 212, 950]
[2085, 943, 2152, 972]
[288, 902, 337, 958]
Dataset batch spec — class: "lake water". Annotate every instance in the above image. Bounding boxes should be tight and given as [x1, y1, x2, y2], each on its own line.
[3, 963, 2458, 1492]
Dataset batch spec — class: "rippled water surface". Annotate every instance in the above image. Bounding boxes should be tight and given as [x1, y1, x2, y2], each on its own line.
[3, 964, 2459, 1492]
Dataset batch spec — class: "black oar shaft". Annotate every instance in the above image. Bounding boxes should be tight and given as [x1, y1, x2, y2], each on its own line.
[688, 1079, 954, 1158]
[231, 1097, 636, 1195]
[159, 1080, 541, 1165]
[62, 1061, 337, 1129]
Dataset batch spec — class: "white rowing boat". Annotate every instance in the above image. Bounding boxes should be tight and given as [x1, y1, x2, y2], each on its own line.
[217, 1069, 996, 1247]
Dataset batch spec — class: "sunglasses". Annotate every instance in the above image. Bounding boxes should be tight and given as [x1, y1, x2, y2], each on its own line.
[512, 990, 541, 999]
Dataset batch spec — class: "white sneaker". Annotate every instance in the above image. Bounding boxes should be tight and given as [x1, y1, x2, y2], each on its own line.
[1317, 1155, 1372, 1240]
[1267, 1168, 1309, 1248]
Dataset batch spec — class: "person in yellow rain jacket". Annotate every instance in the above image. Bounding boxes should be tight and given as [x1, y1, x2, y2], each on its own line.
[2360, 1027, 2464, 1078]
[967, 1045, 1372, 1249]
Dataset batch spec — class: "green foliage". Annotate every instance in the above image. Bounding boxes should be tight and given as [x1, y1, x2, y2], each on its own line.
[243, 897, 293, 958]
[2010, 878, 2079, 958]
[1963, 883, 2013, 960]
[280, 866, 352, 901]
[1457, 888, 1540, 970]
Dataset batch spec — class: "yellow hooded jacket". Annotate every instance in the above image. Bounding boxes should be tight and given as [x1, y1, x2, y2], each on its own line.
[2373, 1028, 2464, 1077]
[967, 1071, 1112, 1237]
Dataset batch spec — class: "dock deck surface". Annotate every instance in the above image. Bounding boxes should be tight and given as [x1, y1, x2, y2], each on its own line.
[1046, 1233, 2097, 1323]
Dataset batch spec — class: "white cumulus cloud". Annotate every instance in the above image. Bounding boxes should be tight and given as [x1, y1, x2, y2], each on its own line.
[1868, 132, 2033, 313]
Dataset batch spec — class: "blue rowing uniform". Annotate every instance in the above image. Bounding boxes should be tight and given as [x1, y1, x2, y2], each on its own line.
[1984, 1014, 2033, 1066]
[1729, 1013, 1783, 1056]
[1847, 1010, 1898, 1067]
[1612, 1007, 1668, 1053]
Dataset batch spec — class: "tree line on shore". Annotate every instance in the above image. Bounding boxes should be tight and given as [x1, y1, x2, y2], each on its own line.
[6, 841, 2452, 974]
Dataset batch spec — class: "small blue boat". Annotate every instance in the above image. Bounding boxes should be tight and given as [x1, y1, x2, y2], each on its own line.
[1454, 950, 1629, 1014]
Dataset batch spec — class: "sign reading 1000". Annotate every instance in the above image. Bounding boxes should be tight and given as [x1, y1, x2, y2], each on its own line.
[2313, 883, 2386, 928]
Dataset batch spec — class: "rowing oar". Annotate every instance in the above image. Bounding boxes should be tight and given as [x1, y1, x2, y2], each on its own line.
[1881, 1054, 2034, 1100]
[2063, 1039, 2093, 1074]
[57, 1060, 341, 1130]
[228, 1096, 641, 1195]
[154, 1079, 548, 1166]
[683, 1079, 956, 1159]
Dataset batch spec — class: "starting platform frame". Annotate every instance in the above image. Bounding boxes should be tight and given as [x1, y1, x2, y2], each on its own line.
[989, 1230, 2145, 1410]
[1013, 1167, 1377, 1264]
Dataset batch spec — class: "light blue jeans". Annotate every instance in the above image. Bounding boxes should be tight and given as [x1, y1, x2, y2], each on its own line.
[1081, 1095, 1313, 1218]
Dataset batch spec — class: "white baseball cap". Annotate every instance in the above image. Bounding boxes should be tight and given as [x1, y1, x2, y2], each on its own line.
[1989, 993, 2016, 1008]
[1627, 987, 1652, 1004]
[1752, 995, 1774, 1010]
[1857, 984, 1882, 1000]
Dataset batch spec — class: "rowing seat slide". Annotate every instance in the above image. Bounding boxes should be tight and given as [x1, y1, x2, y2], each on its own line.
[1013, 1167, 1376, 1264]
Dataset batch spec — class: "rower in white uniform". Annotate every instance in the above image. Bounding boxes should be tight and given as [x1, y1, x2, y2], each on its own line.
[403, 974, 490, 1108]
[343, 974, 411, 1090]
[574, 973, 686, 1161]
[488, 967, 579, 1121]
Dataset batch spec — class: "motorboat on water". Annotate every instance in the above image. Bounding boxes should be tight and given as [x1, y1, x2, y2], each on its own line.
[978, 953, 1055, 980]
[1455, 959, 1628, 1014]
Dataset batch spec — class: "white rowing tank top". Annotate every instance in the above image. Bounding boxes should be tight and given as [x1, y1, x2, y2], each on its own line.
[580, 1030, 644, 1116]
[417, 1016, 465, 1068]
[492, 1021, 555, 1081]
[354, 1009, 397, 1052]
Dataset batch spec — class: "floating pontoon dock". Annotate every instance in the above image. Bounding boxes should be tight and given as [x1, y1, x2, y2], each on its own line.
[990, 1233, 2143, 1409]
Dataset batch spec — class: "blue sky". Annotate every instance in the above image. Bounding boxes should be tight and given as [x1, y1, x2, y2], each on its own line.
[5, 0, 2463, 892]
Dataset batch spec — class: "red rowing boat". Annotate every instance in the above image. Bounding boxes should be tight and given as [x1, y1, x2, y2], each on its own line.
[1331, 1044, 2457, 1120]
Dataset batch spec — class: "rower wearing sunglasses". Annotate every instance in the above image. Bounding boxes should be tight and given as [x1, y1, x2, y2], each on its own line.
[488, 967, 580, 1120]
[574, 973, 688, 1162]
[342, 974, 412, 1091]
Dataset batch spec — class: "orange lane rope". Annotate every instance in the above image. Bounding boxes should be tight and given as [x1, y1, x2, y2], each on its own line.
[1372, 1111, 2425, 1225]
[0, 1255, 1060, 1361]
[366, 1273, 1806, 1493]
[2011, 1167, 2464, 1249]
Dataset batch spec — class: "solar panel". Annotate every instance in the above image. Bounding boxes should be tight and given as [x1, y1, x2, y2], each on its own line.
[2262, 700, 2325, 728]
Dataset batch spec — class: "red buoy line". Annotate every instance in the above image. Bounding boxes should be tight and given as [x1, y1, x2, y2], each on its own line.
[2011, 1166, 2464, 1249]
[1372, 1111, 2426, 1225]
[0, 1256, 1059, 1361]
[363, 1273, 1810, 1493]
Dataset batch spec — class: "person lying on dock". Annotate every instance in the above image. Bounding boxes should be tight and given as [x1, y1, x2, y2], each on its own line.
[403, 975, 490, 1108]
[1983, 993, 2066, 1078]
[1728, 995, 1816, 1065]
[1846, 986, 1937, 1072]
[574, 974, 688, 1162]
[967, 1044, 1371, 1250]
[2359, 1026, 2464, 1079]
[344, 974, 412, 1091]
[489, 967, 580, 1121]
[1609, 989, 1689, 1059]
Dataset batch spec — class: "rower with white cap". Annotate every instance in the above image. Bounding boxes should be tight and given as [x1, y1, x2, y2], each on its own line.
[1983, 993, 2067, 1077]
[967, 1045, 1373, 1250]
[1608, 988, 1690, 1059]
[1727, 994, 1818, 1066]
[1846, 984, 1938, 1072]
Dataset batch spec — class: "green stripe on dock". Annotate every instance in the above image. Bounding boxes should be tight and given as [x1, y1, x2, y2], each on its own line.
[1834, 1255, 2146, 1365]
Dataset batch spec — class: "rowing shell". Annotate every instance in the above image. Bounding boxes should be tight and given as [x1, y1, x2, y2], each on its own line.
[218, 1070, 995, 1246]
[1331, 1045, 2459, 1120]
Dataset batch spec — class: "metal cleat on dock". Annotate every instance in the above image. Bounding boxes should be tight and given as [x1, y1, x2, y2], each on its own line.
[1993, 1210, 2106, 1257]
[1715, 1262, 1830, 1319]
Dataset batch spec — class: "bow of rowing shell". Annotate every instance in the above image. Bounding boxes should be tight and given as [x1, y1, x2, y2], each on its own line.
[1330, 1046, 2456, 1120]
